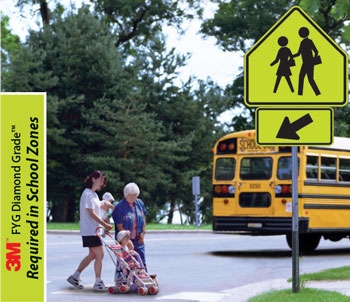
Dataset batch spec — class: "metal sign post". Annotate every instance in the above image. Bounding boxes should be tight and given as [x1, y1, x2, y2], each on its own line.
[244, 5, 346, 295]
[192, 176, 200, 227]
[292, 146, 299, 292]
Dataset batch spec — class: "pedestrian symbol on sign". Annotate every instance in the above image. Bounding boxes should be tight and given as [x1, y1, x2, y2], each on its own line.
[244, 6, 348, 107]
[270, 27, 322, 97]
[294, 26, 321, 96]
[270, 36, 295, 94]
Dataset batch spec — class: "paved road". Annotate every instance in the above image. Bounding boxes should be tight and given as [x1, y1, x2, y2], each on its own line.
[46, 231, 350, 301]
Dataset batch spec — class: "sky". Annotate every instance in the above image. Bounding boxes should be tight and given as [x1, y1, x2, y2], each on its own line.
[2, 0, 244, 123]
[2, 0, 242, 87]
[163, 3, 243, 87]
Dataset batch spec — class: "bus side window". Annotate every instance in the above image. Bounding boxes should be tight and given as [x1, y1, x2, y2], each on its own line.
[306, 155, 318, 179]
[339, 158, 350, 182]
[306, 171, 316, 179]
[321, 157, 336, 181]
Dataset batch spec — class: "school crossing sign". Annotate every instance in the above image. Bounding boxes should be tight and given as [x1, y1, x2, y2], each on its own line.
[245, 6, 348, 106]
[244, 6, 348, 145]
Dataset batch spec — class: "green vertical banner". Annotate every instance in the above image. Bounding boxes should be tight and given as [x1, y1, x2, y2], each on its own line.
[1, 93, 46, 302]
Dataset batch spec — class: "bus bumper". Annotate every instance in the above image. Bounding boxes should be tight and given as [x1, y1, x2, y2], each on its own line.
[213, 216, 309, 235]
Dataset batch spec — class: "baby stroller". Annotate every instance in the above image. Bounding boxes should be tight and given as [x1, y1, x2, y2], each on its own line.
[96, 227, 159, 295]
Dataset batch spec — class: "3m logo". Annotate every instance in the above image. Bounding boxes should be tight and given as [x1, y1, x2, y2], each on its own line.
[6, 242, 21, 271]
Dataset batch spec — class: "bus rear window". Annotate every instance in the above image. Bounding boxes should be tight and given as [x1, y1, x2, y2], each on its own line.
[240, 157, 272, 180]
[277, 156, 299, 180]
[277, 157, 292, 180]
[239, 192, 271, 207]
[215, 158, 235, 180]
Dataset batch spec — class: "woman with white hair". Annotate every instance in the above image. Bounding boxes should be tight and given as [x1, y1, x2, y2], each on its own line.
[112, 182, 147, 270]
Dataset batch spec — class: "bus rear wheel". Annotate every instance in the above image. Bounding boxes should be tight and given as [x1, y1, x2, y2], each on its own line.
[286, 233, 321, 253]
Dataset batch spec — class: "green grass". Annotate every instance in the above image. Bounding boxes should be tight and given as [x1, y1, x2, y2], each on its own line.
[290, 266, 350, 282]
[46, 222, 211, 231]
[249, 288, 349, 302]
[47, 222, 80, 230]
[250, 266, 350, 301]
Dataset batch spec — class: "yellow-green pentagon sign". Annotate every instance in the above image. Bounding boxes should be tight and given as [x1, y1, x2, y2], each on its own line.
[1, 93, 46, 302]
[244, 6, 348, 106]
[256, 107, 333, 145]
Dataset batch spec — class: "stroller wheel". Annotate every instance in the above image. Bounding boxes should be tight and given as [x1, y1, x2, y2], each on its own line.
[148, 285, 159, 295]
[137, 287, 148, 295]
[119, 284, 130, 293]
[108, 286, 115, 294]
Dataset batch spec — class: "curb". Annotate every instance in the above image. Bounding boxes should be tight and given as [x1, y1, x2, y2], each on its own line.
[46, 229, 213, 235]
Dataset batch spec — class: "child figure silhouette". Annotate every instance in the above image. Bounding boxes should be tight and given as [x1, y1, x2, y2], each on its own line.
[270, 36, 295, 93]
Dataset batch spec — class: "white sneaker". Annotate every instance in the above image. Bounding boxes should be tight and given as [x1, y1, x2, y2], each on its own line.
[93, 280, 107, 291]
[67, 275, 84, 289]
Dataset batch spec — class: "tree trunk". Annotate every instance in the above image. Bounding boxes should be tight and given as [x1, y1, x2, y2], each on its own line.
[52, 197, 76, 222]
[39, 0, 50, 26]
[167, 199, 175, 224]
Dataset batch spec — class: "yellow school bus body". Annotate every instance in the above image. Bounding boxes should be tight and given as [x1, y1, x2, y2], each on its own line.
[212, 130, 350, 251]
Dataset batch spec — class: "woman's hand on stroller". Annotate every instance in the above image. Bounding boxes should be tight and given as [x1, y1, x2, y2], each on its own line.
[103, 222, 113, 232]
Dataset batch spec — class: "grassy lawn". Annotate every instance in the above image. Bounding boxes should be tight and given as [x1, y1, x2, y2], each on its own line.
[46, 222, 211, 231]
[293, 266, 350, 282]
[249, 266, 350, 301]
[249, 288, 349, 302]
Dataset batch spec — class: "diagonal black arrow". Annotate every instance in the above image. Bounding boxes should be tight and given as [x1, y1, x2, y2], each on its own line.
[276, 114, 313, 140]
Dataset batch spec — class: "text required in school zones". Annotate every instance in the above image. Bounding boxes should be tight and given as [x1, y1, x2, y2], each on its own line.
[1, 93, 46, 302]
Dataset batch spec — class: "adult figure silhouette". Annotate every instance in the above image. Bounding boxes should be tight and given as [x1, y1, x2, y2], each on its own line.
[270, 36, 294, 93]
[293, 26, 321, 96]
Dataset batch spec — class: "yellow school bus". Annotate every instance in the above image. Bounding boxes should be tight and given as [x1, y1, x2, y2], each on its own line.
[212, 130, 350, 252]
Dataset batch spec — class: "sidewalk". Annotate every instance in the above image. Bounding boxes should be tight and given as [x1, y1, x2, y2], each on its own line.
[220, 279, 350, 302]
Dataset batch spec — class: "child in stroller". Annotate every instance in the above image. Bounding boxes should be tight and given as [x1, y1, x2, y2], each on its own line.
[97, 228, 158, 295]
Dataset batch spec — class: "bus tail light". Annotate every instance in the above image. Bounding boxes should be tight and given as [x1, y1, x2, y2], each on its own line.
[282, 185, 291, 194]
[223, 199, 229, 204]
[274, 185, 292, 193]
[216, 138, 237, 154]
[213, 185, 235, 196]
[228, 185, 235, 194]
[221, 185, 229, 194]
[281, 199, 287, 204]
[228, 142, 235, 151]
[219, 143, 227, 152]
[274, 185, 282, 194]
[218, 142, 235, 152]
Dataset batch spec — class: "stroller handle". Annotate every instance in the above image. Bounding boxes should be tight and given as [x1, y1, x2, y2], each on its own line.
[95, 226, 111, 238]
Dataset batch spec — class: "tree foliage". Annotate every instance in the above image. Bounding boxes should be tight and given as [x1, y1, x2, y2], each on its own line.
[2, 3, 228, 224]
[91, 0, 203, 47]
[1, 14, 20, 84]
[4, 0, 349, 224]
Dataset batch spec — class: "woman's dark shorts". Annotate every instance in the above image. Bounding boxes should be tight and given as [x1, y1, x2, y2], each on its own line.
[82, 236, 102, 247]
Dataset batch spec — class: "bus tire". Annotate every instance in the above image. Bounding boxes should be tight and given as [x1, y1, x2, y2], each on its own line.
[286, 233, 321, 252]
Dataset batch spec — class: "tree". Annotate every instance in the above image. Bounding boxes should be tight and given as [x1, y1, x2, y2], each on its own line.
[299, 0, 350, 44]
[111, 31, 229, 223]
[91, 0, 203, 47]
[15, 0, 51, 26]
[1, 14, 20, 87]
[3, 7, 126, 220]
[3, 5, 229, 223]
